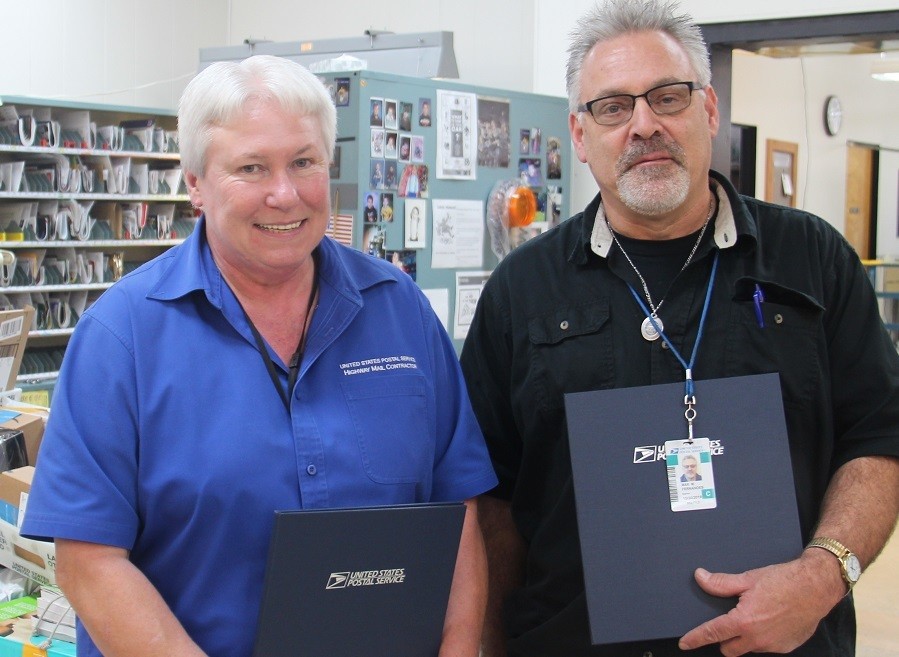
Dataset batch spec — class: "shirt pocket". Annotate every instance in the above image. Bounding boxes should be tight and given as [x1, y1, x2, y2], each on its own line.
[526, 300, 615, 410]
[341, 374, 433, 484]
[727, 278, 825, 407]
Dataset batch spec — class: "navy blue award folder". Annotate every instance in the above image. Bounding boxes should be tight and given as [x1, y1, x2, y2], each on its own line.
[252, 502, 465, 657]
[564, 373, 802, 645]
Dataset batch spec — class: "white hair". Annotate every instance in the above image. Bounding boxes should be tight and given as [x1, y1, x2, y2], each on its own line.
[178, 55, 337, 174]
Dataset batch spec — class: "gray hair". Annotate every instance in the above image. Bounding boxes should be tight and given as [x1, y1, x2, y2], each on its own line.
[178, 55, 337, 174]
[565, 0, 711, 113]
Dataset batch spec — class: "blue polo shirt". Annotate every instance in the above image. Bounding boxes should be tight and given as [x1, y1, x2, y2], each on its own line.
[22, 219, 497, 657]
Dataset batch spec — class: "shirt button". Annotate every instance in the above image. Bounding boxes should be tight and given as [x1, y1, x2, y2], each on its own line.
[643, 652, 653, 657]
[560, 320, 570, 330]
[774, 313, 784, 324]
[306, 464, 317, 476]
[661, 341, 669, 350]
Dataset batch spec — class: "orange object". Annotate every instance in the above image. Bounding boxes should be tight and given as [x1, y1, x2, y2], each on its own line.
[507, 186, 536, 227]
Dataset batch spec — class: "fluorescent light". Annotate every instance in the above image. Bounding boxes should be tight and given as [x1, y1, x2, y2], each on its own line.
[199, 31, 460, 79]
[871, 59, 899, 81]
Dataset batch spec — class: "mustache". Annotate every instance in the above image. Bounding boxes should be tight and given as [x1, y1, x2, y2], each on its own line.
[616, 137, 686, 175]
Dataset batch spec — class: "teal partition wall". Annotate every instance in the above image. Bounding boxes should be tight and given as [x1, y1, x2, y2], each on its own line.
[320, 70, 571, 353]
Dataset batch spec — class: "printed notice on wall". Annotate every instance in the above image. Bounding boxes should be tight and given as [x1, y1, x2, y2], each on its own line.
[454, 271, 491, 340]
[436, 89, 477, 180]
[430, 199, 484, 269]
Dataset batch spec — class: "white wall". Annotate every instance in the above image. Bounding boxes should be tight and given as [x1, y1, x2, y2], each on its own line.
[227, 0, 536, 94]
[0, 0, 229, 109]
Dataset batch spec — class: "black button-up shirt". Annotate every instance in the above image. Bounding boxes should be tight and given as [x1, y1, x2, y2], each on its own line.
[460, 171, 899, 657]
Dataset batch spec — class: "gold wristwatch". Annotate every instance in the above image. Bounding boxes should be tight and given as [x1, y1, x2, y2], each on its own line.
[806, 537, 862, 593]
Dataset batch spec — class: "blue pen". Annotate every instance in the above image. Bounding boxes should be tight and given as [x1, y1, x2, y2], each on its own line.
[753, 283, 765, 328]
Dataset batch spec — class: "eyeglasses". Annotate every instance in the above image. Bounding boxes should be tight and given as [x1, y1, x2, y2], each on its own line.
[578, 81, 701, 126]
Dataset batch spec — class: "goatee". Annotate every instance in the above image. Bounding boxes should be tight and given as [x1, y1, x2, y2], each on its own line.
[616, 137, 689, 215]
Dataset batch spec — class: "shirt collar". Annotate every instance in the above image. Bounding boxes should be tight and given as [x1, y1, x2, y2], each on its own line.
[146, 215, 223, 305]
[584, 170, 745, 261]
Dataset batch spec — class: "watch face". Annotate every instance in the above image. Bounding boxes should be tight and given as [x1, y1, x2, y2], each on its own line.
[845, 554, 862, 582]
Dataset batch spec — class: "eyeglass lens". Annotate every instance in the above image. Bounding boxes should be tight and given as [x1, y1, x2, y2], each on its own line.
[587, 82, 695, 125]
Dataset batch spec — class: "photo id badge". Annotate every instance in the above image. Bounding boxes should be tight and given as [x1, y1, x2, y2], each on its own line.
[665, 437, 717, 512]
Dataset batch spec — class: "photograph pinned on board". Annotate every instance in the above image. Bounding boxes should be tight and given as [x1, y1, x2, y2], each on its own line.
[399, 135, 412, 163]
[400, 102, 413, 132]
[363, 223, 387, 259]
[419, 98, 432, 127]
[411, 135, 425, 163]
[370, 158, 386, 190]
[519, 128, 531, 154]
[370, 97, 384, 126]
[384, 99, 398, 130]
[370, 127, 385, 158]
[335, 78, 350, 106]
[385, 161, 398, 190]
[380, 192, 395, 222]
[385, 131, 398, 159]
[529, 127, 542, 154]
[477, 97, 511, 168]
[385, 249, 417, 280]
[405, 197, 427, 249]
[363, 191, 380, 223]
[518, 158, 543, 186]
[547, 136, 562, 179]
[399, 164, 428, 198]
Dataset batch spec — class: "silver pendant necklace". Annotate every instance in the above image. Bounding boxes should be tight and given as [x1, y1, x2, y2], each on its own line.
[607, 196, 715, 341]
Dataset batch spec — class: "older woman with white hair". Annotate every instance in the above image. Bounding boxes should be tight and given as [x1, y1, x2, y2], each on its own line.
[23, 55, 496, 657]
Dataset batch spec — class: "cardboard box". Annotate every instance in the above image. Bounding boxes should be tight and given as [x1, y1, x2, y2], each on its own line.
[0, 466, 56, 587]
[0, 307, 35, 393]
[0, 466, 33, 514]
[0, 430, 25, 474]
[0, 408, 47, 466]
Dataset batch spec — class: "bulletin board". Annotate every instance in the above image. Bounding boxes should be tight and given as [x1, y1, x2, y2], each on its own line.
[764, 139, 798, 208]
[319, 70, 571, 352]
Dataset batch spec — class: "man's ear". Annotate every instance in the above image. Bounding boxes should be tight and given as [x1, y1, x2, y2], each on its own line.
[569, 112, 589, 164]
[703, 85, 720, 139]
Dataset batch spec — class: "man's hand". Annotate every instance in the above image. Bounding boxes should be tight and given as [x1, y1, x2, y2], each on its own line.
[678, 548, 845, 656]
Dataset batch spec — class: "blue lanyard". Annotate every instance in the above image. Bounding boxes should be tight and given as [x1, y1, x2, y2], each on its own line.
[626, 251, 720, 438]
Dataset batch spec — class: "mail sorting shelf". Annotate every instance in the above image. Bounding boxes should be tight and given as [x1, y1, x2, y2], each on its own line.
[2, 238, 189, 386]
[0, 95, 196, 393]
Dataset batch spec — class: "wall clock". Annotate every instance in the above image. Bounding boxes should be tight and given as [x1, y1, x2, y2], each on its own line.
[824, 95, 842, 136]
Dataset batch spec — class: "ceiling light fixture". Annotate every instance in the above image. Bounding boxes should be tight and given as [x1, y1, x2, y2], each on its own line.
[871, 56, 899, 81]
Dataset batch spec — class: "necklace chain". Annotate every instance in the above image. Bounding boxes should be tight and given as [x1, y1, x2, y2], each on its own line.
[607, 195, 715, 318]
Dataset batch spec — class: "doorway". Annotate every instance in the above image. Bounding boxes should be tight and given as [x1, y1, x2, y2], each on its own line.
[844, 143, 879, 259]
[730, 123, 757, 197]
[699, 11, 899, 179]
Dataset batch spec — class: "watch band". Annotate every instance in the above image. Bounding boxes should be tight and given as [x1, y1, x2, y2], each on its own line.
[807, 537, 861, 593]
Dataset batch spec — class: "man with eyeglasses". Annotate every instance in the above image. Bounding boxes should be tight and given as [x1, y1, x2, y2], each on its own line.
[460, 1, 899, 656]
[679, 454, 702, 482]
